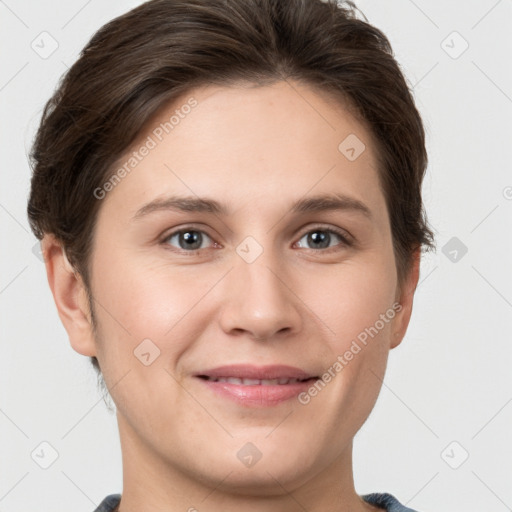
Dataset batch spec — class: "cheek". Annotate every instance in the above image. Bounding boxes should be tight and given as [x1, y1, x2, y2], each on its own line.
[300, 252, 398, 347]
[304, 261, 396, 417]
[90, 254, 223, 363]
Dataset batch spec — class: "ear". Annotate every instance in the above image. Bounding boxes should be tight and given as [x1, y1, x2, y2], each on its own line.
[390, 248, 421, 349]
[41, 234, 97, 357]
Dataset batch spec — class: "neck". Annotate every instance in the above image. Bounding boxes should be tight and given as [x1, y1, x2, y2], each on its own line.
[115, 412, 374, 512]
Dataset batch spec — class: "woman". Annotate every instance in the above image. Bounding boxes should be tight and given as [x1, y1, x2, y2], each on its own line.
[27, 0, 435, 510]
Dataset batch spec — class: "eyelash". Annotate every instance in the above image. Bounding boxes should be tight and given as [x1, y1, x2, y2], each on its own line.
[160, 225, 353, 255]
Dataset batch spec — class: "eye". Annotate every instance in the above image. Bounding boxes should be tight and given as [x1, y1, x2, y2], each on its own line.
[161, 225, 352, 254]
[295, 227, 352, 251]
[163, 228, 215, 251]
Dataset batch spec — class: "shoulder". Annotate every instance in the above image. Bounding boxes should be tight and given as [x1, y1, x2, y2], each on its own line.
[361, 492, 420, 512]
[92, 494, 121, 512]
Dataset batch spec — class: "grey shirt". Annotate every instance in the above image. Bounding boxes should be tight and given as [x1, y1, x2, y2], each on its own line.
[93, 492, 419, 511]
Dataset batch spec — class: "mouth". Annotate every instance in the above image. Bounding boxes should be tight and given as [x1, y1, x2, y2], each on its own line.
[196, 375, 317, 385]
[194, 365, 320, 407]
[194, 363, 318, 381]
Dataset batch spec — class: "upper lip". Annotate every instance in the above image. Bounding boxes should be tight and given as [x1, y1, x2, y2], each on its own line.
[195, 364, 317, 380]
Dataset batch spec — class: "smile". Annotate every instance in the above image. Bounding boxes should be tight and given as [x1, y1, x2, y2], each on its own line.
[199, 376, 316, 385]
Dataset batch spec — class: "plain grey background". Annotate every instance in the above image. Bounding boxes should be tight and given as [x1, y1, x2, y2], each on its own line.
[1, 1, 511, 511]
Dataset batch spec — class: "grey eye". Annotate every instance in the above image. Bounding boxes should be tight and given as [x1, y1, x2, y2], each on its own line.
[296, 230, 345, 250]
[165, 230, 212, 251]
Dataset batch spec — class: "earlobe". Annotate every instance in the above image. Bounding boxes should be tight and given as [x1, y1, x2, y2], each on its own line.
[390, 248, 421, 349]
[41, 235, 97, 357]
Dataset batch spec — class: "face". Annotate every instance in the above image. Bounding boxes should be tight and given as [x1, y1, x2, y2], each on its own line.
[54, 80, 418, 497]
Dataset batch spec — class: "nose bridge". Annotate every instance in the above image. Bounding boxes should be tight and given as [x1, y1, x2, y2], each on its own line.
[218, 238, 302, 339]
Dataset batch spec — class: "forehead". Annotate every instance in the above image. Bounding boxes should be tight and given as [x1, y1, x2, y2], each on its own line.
[97, 80, 386, 221]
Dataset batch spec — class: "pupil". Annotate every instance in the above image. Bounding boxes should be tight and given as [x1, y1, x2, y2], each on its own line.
[181, 231, 201, 250]
[309, 231, 329, 249]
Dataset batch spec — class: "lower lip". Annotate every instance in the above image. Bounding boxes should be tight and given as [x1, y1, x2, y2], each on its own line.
[196, 377, 318, 407]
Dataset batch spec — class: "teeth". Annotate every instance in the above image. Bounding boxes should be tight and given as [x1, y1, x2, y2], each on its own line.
[206, 377, 306, 385]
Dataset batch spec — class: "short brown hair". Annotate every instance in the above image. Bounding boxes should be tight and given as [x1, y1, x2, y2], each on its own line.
[27, 0, 435, 384]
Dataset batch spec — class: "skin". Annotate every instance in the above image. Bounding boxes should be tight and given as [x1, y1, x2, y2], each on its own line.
[43, 80, 420, 512]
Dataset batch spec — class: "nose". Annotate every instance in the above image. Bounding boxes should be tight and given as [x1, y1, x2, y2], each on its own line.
[218, 251, 303, 341]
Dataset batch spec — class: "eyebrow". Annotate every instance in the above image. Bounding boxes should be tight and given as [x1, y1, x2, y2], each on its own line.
[132, 193, 372, 220]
